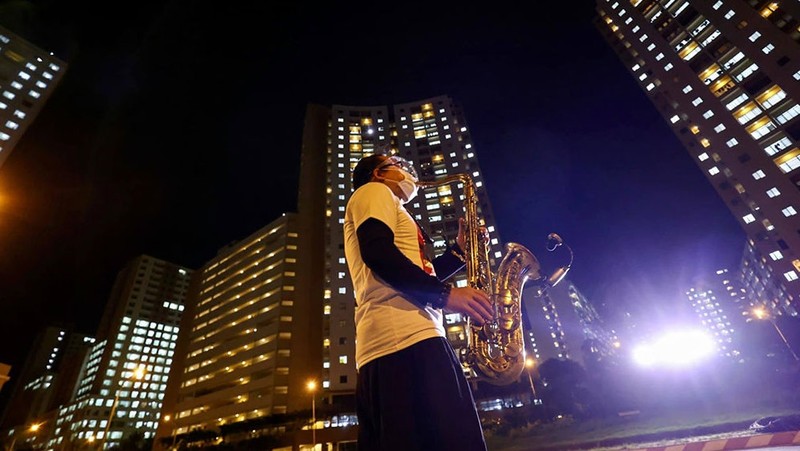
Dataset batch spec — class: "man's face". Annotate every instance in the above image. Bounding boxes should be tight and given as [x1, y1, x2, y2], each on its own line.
[374, 156, 418, 183]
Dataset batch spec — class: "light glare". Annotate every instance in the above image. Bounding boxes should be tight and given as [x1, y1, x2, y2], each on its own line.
[632, 330, 716, 367]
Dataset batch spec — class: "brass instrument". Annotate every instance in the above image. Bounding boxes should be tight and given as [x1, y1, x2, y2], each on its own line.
[418, 173, 571, 385]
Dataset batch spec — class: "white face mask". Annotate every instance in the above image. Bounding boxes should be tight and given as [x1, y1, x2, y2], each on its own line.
[387, 169, 419, 204]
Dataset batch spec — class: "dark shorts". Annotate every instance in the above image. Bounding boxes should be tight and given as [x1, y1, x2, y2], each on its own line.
[356, 337, 487, 451]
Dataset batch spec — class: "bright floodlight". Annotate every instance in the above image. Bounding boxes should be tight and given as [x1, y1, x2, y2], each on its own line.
[632, 330, 716, 367]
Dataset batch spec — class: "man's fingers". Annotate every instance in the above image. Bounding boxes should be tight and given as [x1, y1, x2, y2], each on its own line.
[470, 294, 494, 321]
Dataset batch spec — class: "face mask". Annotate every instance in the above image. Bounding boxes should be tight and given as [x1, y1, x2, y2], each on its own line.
[387, 169, 419, 203]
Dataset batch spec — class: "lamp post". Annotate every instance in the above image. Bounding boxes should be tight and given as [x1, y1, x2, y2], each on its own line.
[752, 307, 800, 362]
[525, 358, 538, 402]
[98, 364, 146, 451]
[7, 422, 41, 451]
[306, 380, 317, 449]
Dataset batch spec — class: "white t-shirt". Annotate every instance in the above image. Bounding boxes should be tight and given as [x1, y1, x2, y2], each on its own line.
[344, 182, 445, 369]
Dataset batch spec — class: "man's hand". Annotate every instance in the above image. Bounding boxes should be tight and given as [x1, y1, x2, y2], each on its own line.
[445, 286, 494, 325]
[457, 218, 490, 252]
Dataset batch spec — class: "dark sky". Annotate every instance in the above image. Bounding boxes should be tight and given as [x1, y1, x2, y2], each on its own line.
[0, 1, 745, 373]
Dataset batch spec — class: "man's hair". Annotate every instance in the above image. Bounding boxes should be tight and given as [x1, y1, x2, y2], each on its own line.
[352, 154, 387, 190]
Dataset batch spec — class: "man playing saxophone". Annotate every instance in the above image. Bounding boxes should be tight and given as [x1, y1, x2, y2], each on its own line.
[344, 154, 491, 451]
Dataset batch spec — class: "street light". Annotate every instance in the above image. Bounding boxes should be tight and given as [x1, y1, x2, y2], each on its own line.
[525, 358, 538, 402]
[306, 380, 317, 449]
[162, 414, 178, 451]
[98, 364, 147, 450]
[752, 307, 800, 362]
[7, 422, 42, 451]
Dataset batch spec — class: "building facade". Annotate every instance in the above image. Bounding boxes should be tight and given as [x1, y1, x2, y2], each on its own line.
[158, 214, 321, 438]
[0, 25, 65, 169]
[47, 255, 192, 450]
[739, 238, 798, 316]
[685, 268, 748, 359]
[522, 280, 618, 369]
[298, 96, 506, 400]
[595, 0, 800, 313]
[0, 326, 94, 436]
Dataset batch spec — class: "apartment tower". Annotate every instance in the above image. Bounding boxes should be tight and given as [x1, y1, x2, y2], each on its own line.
[0, 25, 66, 169]
[299, 95, 505, 400]
[0, 327, 94, 430]
[595, 1, 800, 316]
[522, 280, 618, 369]
[685, 268, 748, 359]
[47, 255, 192, 450]
[160, 214, 321, 436]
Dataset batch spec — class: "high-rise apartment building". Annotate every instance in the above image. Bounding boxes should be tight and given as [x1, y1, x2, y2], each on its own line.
[685, 268, 748, 358]
[595, 1, 800, 312]
[522, 280, 618, 368]
[0, 326, 94, 432]
[47, 255, 192, 450]
[0, 25, 66, 169]
[739, 238, 798, 316]
[299, 96, 505, 399]
[159, 214, 320, 437]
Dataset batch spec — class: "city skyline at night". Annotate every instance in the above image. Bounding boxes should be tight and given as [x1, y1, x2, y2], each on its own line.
[0, 0, 753, 397]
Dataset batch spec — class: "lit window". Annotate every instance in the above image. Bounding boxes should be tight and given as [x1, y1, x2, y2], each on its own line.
[770, 251, 784, 261]
[724, 10, 735, 19]
[782, 206, 797, 217]
[713, 1, 722, 9]
[703, 110, 714, 119]
[726, 92, 749, 111]
[670, 115, 680, 123]
[683, 85, 693, 94]
[647, 43, 656, 51]
[784, 271, 798, 282]
[742, 214, 755, 224]
[708, 166, 720, 175]
[726, 138, 738, 147]
[766, 187, 781, 198]
[764, 137, 791, 156]
[776, 105, 800, 125]
[713, 123, 726, 133]
[762, 44, 775, 54]
[339, 355, 348, 364]
[692, 97, 703, 106]
[664, 63, 673, 71]
[698, 152, 709, 161]
[752, 170, 766, 179]
[0, 132, 9, 141]
[749, 31, 761, 42]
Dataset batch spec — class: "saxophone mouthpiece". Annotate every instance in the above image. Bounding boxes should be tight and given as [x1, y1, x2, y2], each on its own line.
[546, 233, 563, 251]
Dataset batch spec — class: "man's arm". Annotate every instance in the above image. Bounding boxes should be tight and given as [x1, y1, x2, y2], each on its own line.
[355, 213, 493, 323]
[357, 218, 450, 308]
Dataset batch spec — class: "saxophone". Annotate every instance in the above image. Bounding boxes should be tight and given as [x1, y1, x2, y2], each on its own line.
[418, 173, 569, 385]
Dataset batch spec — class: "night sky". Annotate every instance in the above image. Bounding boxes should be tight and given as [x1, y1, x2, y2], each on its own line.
[0, 1, 745, 376]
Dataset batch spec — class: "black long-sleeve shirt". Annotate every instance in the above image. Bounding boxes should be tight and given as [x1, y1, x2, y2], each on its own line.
[356, 217, 465, 308]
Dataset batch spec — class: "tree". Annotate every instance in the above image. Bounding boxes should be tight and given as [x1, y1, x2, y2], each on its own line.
[537, 358, 593, 418]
